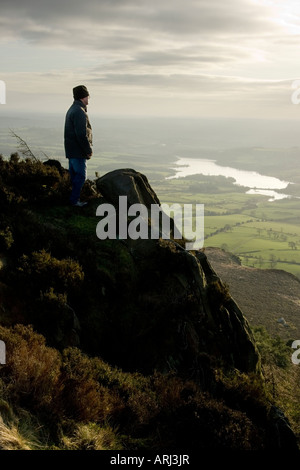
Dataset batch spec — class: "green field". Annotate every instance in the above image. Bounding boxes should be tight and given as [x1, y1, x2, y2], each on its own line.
[154, 176, 300, 278]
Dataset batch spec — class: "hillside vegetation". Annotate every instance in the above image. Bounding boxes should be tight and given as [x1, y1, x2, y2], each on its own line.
[0, 152, 298, 451]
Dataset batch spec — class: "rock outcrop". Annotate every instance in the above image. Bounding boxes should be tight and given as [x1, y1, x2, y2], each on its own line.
[96, 168, 260, 377]
[97, 168, 160, 208]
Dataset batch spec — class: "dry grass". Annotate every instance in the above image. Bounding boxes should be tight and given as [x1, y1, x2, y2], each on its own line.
[62, 423, 121, 450]
[0, 413, 44, 450]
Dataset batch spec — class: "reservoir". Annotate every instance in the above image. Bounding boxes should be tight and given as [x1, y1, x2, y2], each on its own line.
[168, 157, 291, 201]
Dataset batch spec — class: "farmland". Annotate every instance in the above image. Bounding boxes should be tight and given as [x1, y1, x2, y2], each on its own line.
[154, 175, 300, 278]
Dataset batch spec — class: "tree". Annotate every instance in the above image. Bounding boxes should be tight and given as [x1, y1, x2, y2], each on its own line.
[269, 254, 277, 268]
[288, 241, 297, 250]
[10, 129, 38, 161]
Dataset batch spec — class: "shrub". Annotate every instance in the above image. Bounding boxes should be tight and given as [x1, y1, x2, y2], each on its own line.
[60, 348, 125, 423]
[0, 324, 61, 409]
[206, 279, 231, 308]
[9, 153, 20, 164]
[0, 324, 273, 450]
[17, 249, 84, 295]
[0, 226, 13, 251]
[30, 288, 79, 348]
[161, 394, 263, 450]
[253, 326, 290, 369]
[0, 155, 72, 207]
[216, 368, 270, 412]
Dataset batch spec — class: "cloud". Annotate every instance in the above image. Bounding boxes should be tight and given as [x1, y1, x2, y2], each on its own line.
[0, 0, 287, 73]
[1, 0, 299, 117]
[0, 0, 280, 45]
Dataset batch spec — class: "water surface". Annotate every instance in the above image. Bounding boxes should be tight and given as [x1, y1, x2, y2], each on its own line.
[168, 157, 291, 201]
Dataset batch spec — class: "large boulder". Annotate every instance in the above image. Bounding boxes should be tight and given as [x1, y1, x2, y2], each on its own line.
[95, 169, 261, 376]
[96, 168, 160, 208]
[96, 167, 179, 242]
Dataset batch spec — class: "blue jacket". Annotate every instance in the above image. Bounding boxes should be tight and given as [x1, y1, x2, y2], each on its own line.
[64, 100, 93, 159]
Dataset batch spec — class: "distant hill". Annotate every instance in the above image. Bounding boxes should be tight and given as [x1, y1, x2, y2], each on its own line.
[205, 247, 300, 342]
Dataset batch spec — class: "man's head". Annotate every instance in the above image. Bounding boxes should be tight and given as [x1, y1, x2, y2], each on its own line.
[73, 85, 90, 105]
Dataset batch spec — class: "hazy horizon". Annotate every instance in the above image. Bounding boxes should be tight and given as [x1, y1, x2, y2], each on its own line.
[1, 112, 300, 149]
[1, 113, 300, 187]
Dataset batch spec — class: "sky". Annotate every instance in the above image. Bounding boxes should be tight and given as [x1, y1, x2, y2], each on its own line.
[1, 0, 300, 118]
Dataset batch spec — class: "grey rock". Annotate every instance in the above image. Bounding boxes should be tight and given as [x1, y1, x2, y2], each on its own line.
[95, 168, 261, 376]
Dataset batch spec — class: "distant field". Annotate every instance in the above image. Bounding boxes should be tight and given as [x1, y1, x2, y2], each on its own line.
[155, 176, 300, 279]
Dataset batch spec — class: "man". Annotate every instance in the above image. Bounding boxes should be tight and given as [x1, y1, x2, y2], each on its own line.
[64, 85, 93, 207]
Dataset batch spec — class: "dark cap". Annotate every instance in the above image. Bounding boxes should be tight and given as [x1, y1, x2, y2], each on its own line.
[73, 85, 89, 100]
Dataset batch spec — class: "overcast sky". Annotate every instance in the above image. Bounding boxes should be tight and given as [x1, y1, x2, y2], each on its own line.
[1, 0, 300, 118]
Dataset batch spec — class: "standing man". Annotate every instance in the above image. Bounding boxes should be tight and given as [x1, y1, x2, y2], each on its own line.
[64, 85, 93, 207]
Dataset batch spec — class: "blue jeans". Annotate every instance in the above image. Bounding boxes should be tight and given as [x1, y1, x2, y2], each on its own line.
[68, 158, 87, 205]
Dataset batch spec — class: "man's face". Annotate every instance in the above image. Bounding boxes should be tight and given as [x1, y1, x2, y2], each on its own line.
[81, 96, 89, 106]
